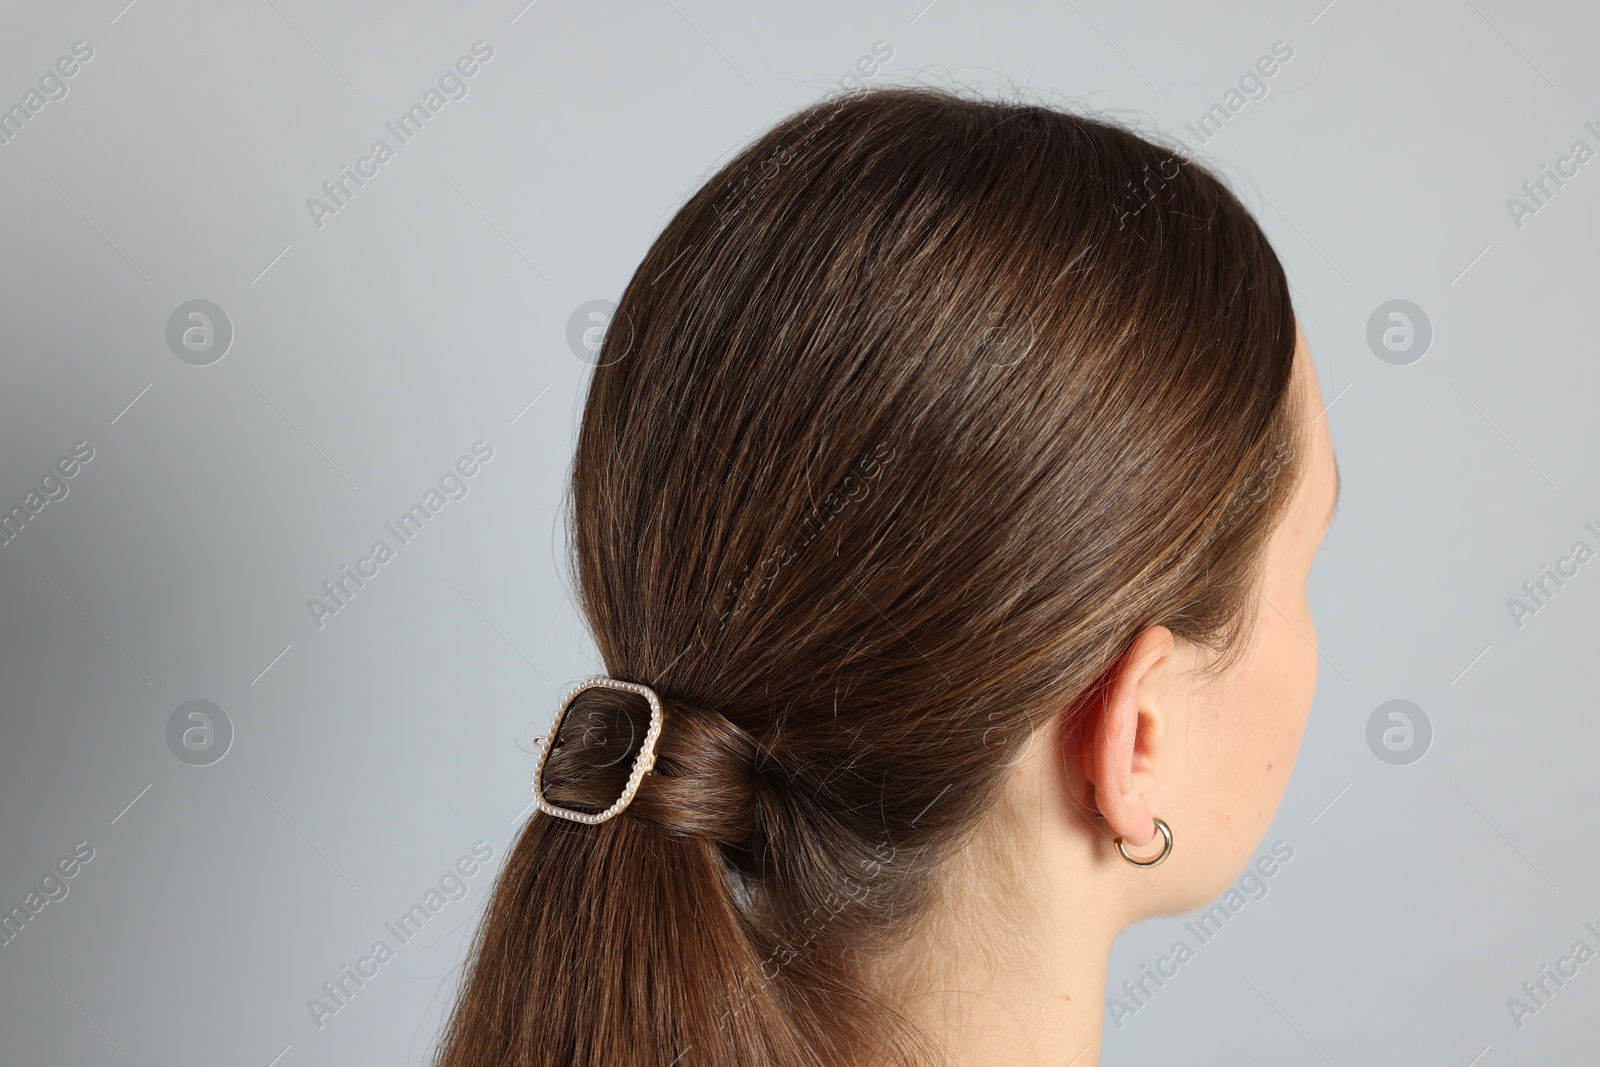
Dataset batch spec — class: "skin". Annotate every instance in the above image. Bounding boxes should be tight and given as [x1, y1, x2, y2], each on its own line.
[883, 317, 1339, 1066]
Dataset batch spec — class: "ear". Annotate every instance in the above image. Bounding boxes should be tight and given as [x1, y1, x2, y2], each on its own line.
[1077, 625, 1175, 850]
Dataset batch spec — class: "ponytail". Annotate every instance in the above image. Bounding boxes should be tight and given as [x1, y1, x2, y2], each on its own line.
[434, 808, 815, 1065]
[435, 686, 881, 1066]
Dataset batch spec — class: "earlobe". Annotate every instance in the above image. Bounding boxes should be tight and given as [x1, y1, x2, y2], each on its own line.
[1082, 626, 1175, 850]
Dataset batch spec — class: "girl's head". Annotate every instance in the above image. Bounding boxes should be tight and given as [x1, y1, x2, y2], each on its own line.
[438, 84, 1336, 1067]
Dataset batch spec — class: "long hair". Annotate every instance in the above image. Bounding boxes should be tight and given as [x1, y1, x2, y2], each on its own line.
[435, 84, 1305, 1067]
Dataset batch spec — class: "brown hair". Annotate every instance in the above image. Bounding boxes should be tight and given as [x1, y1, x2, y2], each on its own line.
[435, 84, 1304, 1067]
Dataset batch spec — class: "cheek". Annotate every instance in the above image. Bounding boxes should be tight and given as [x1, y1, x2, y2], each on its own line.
[1203, 601, 1317, 808]
[1251, 599, 1318, 784]
[1175, 599, 1319, 905]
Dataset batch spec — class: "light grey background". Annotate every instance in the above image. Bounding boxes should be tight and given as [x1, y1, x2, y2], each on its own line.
[0, 1, 1595, 1064]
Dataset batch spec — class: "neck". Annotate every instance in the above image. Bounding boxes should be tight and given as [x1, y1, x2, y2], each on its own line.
[866, 830, 1122, 1066]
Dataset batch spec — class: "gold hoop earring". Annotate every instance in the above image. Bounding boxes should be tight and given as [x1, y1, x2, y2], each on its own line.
[1115, 816, 1173, 868]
